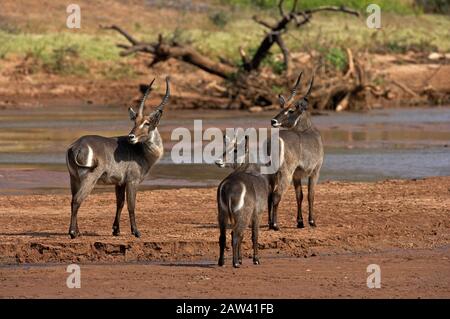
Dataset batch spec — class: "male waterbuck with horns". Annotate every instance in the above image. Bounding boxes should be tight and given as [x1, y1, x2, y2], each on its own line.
[66, 76, 170, 239]
[269, 71, 324, 230]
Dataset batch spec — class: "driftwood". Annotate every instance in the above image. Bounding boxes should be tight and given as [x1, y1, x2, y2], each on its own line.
[100, 1, 394, 111]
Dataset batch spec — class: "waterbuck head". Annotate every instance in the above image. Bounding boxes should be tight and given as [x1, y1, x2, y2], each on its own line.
[128, 76, 170, 144]
[271, 72, 314, 129]
[215, 135, 249, 169]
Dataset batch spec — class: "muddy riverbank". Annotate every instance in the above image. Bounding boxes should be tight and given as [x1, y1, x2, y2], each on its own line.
[0, 177, 449, 297]
[0, 177, 448, 265]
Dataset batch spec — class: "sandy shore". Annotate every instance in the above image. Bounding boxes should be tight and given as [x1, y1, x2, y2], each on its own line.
[0, 177, 449, 297]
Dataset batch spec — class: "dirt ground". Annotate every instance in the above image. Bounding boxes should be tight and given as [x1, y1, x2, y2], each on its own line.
[0, 177, 449, 298]
[1, 248, 449, 298]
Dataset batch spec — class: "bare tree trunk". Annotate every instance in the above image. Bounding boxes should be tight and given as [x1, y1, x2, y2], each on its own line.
[100, 25, 236, 79]
[100, 2, 390, 111]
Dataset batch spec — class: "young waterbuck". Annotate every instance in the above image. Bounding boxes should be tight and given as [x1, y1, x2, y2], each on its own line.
[216, 135, 272, 268]
[269, 72, 324, 230]
[66, 76, 170, 239]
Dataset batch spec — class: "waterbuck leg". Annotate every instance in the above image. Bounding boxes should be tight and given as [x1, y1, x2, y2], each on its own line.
[218, 214, 227, 266]
[237, 232, 244, 265]
[270, 192, 281, 230]
[69, 175, 97, 239]
[268, 193, 274, 227]
[252, 219, 260, 265]
[112, 184, 126, 236]
[231, 231, 240, 268]
[293, 170, 304, 228]
[269, 173, 290, 231]
[126, 183, 141, 238]
[308, 172, 320, 227]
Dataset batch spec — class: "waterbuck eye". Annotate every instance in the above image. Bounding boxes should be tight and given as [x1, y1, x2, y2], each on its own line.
[288, 109, 295, 114]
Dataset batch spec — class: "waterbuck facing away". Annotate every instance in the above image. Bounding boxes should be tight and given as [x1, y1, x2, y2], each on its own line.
[66, 76, 170, 239]
[216, 135, 272, 268]
[269, 72, 324, 230]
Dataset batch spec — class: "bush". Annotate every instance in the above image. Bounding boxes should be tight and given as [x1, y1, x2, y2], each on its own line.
[325, 47, 347, 71]
[415, 0, 449, 14]
[42, 45, 88, 75]
[209, 11, 230, 28]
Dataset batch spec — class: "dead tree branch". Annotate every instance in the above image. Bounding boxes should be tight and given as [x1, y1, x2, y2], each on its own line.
[101, 24, 236, 79]
[248, 2, 359, 71]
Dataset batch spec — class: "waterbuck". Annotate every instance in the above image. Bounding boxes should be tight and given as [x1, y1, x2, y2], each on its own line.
[215, 135, 272, 268]
[66, 76, 170, 239]
[269, 72, 324, 230]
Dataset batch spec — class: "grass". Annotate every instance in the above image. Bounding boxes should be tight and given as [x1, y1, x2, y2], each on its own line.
[0, 30, 136, 78]
[188, 12, 450, 60]
[221, 0, 418, 14]
[0, 31, 121, 61]
[0, 0, 449, 78]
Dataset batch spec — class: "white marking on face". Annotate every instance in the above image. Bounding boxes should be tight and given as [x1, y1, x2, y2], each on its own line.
[139, 121, 148, 129]
[293, 114, 301, 127]
[215, 159, 225, 168]
[86, 145, 94, 167]
[148, 129, 155, 143]
[234, 183, 246, 212]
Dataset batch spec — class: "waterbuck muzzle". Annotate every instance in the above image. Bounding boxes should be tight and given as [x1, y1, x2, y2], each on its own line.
[215, 134, 249, 169]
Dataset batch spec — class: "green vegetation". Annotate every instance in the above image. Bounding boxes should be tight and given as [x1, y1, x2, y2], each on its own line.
[0, 31, 121, 61]
[324, 47, 347, 71]
[0, 0, 449, 78]
[221, 0, 418, 14]
[209, 10, 231, 28]
[0, 30, 135, 78]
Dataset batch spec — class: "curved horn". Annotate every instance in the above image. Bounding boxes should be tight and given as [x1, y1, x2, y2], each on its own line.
[304, 72, 315, 99]
[139, 78, 155, 116]
[156, 76, 170, 112]
[286, 72, 303, 103]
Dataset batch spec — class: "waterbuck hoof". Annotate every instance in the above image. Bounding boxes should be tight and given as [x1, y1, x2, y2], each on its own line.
[218, 259, 225, 267]
[297, 221, 305, 228]
[269, 223, 280, 231]
[132, 230, 141, 238]
[309, 220, 317, 227]
[233, 263, 240, 268]
[239, 259, 243, 265]
[112, 229, 120, 236]
[68, 230, 79, 239]
[253, 258, 260, 265]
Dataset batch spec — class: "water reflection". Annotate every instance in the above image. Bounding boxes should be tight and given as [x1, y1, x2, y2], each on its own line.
[0, 106, 449, 194]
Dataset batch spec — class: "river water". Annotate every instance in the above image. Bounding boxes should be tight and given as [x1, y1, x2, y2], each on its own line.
[0, 106, 449, 195]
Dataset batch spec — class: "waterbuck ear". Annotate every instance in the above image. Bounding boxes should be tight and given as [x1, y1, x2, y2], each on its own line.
[294, 99, 308, 111]
[147, 110, 163, 129]
[128, 107, 137, 121]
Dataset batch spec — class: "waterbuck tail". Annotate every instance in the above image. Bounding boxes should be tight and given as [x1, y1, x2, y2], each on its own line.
[72, 144, 97, 169]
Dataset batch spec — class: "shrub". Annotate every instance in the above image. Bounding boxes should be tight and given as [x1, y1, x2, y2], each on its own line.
[209, 11, 230, 28]
[325, 47, 347, 71]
